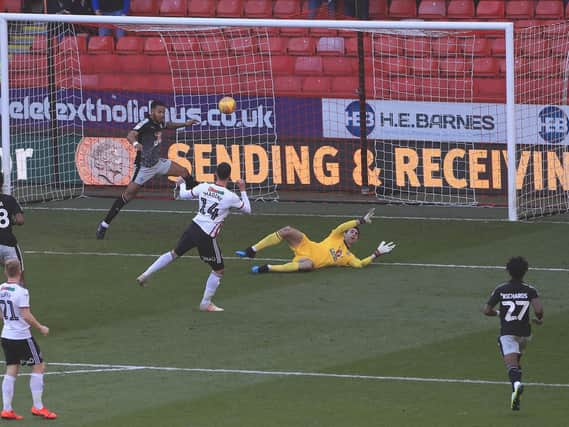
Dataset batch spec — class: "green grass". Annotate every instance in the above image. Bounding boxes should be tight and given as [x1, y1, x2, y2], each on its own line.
[6, 199, 568, 426]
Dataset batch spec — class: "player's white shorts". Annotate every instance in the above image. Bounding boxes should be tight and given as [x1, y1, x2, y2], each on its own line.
[0, 245, 24, 271]
[499, 335, 531, 356]
[132, 158, 172, 185]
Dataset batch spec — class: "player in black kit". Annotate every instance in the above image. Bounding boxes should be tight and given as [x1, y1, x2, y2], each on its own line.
[96, 100, 198, 239]
[0, 174, 25, 284]
[483, 256, 544, 411]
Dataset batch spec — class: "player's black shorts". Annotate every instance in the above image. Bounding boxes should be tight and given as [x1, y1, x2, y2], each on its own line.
[1, 337, 43, 366]
[174, 221, 224, 270]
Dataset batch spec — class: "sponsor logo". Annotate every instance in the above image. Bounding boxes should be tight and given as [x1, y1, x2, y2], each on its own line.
[4, 96, 274, 129]
[1, 286, 15, 292]
[75, 137, 136, 186]
[345, 101, 375, 137]
[207, 186, 224, 195]
[538, 106, 569, 144]
[329, 248, 343, 261]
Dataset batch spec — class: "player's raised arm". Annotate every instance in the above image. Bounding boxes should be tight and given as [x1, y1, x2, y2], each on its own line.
[531, 296, 544, 325]
[331, 208, 375, 235]
[349, 240, 396, 268]
[177, 177, 203, 200]
[166, 119, 199, 129]
[235, 179, 251, 214]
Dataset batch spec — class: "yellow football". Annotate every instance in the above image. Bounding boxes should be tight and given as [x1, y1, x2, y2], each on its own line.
[218, 96, 237, 114]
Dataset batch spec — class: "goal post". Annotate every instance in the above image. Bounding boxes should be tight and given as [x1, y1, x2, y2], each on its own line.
[0, 14, 526, 217]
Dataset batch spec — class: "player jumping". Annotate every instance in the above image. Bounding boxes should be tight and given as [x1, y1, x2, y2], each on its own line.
[236, 208, 396, 273]
[136, 162, 251, 312]
[483, 256, 544, 411]
[96, 100, 198, 239]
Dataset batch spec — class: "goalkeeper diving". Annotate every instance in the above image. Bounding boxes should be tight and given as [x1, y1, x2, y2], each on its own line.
[235, 208, 396, 273]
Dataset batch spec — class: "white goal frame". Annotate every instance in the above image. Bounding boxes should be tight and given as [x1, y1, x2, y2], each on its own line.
[0, 14, 517, 220]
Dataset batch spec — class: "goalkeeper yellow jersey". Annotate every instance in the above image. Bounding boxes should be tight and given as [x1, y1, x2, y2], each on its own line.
[292, 220, 374, 269]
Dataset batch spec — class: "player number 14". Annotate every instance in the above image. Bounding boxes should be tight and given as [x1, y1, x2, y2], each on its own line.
[501, 300, 530, 321]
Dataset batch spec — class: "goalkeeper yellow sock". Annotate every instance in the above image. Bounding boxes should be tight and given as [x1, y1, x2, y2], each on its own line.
[252, 232, 283, 252]
[268, 262, 299, 273]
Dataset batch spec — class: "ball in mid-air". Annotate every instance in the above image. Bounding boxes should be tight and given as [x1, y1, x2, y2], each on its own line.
[218, 96, 237, 114]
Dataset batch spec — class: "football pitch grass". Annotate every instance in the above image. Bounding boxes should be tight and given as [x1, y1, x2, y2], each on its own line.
[8, 198, 569, 426]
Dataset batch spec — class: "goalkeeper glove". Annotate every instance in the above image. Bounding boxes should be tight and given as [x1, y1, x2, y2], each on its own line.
[359, 208, 376, 224]
[374, 241, 396, 257]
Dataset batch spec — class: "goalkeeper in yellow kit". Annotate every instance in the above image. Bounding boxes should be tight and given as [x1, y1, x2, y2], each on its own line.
[235, 208, 396, 273]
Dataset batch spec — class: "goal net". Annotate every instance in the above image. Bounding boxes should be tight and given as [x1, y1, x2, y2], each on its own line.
[10, 15, 556, 220]
[515, 22, 569, 219]
[5, 20, 84, 203]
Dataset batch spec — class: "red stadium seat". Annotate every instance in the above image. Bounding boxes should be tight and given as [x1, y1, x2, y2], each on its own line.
[376, 57, 409, 76]
[59, 35, 87, 54]
[345, 35, 372, 56]
[130, 0, 159, 15]
[514, 19, 539, 29]
[491, 38, 506, 56]
[322, 57, 355, 76]
[117, 54, 150, 73]
[286, 37, 315, 55]
[280, 27, 308, 36]
[80, 74, 99, 90]
[31, 36, 48, 53]
[152, 74, 174, 92]
[187, 0, 216, 16]
[167, 35, 200, 53]
[275, 76, 302, 95]
[159, 0, 187, 16]
[389, 0, 417, 17]
[244, 0, 272, 17]
[473, 57, 499, 77]
[316, 37, 345, 55]
[409, 58, 439, 76]
[229, 36, 256, 54]
[294, 56, 323, 75]
[550, 39, 569, 57]
[331, 77, 358, 98]
[463, 38, 491, 56]
[309, 28, 338, 37]
[369, 0, 388, 18]
[374, 35, 403, 56]
[506, 0, 535, 18]
[199, 36, 228, 54]
[432, 37, 462, 57]
[78, 54, 93, 74]
[0, 0, 21, 12]
[261, 36, 286, 55]
[476, 1, 505, 18]
[475, 78, 505, 102]
[98, 74, 123, 91]
[216, 0, 243, 16]
[517, 37, 550, 57]
[535, 0, 564, 19]
[271, 55, 294, 75]
[273, 0, 301, 17]
[92, 54, 119, 73]
[116, 36, 144, 54]
[143, 37, 167, 55]
[148, 55, 170, 73]
[439, 58, 471, 76]
[418, 0, 447, 18]
[447, 0, 475, 18]
[404, 38, 431, 57]
[9, 54, 47, 72]
[88, 36, 115, 54]
[302, 77, 331, 96]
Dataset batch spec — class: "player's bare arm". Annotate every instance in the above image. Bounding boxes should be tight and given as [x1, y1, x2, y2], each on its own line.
[166, 119, 199, 129]
[20, 308, 49, 336]
[12, 213, 23, 226]
[483, 304, 499, 316]
[126, 130, 141, 149]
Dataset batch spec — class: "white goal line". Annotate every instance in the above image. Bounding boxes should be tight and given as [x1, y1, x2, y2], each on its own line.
[9, 362, 565, 389]
[23, 250, 569, 273]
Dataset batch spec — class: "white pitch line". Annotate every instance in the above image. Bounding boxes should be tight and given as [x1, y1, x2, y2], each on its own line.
[45, 362, 569, 388]
[23, 250, 569, 273]
[25, 206, 519, 223]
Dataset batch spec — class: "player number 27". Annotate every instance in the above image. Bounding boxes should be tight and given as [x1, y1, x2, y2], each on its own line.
[0, 300, 19, 321]
[501, 300, 530, 322]
[199, 198, 219, 220]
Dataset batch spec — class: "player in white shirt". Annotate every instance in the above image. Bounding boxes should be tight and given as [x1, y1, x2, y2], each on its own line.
[136, 162, 251, 311]
[0, 260, 56, 420]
